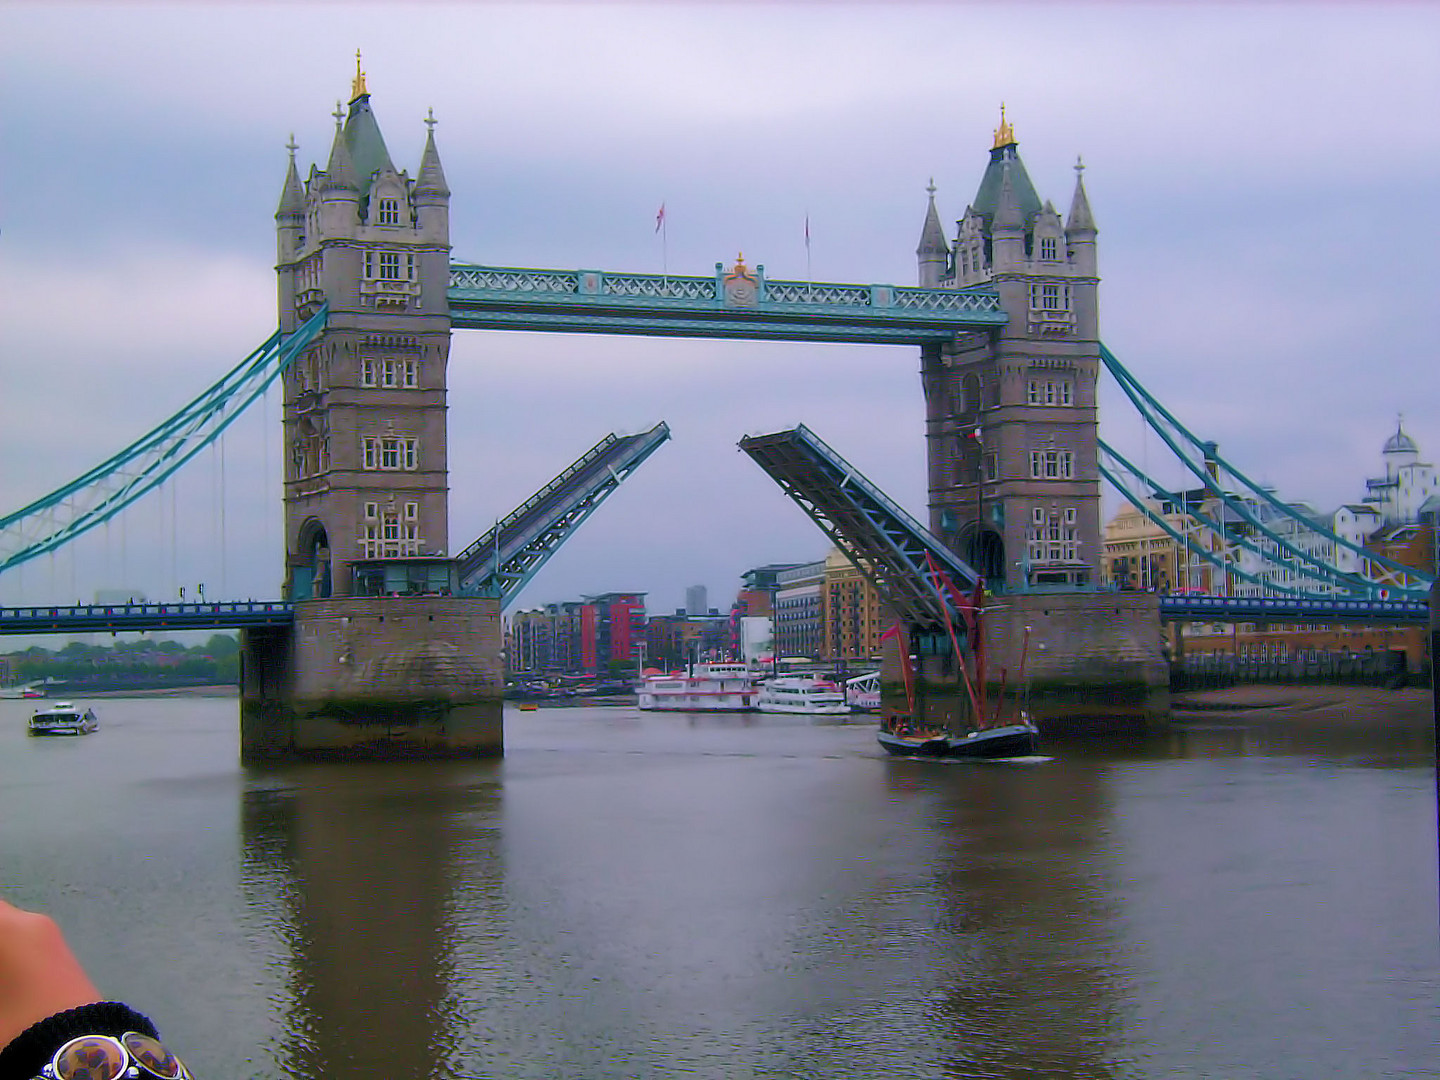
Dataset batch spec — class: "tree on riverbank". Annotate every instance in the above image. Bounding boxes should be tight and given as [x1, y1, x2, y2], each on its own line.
[3, 635, 239, 690]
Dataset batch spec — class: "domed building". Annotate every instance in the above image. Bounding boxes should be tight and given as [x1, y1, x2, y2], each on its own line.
[1363, 419, 1437, 527]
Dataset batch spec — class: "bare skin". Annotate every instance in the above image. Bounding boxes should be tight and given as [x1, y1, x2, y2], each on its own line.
[0, 900, 101, 1049]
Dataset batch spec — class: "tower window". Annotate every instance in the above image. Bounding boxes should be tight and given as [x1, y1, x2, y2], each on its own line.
[1029, 508, 1079, 564]
[361, 436, 420, 471]
[378, 198, 400, 225]
[379, 252, 401, 281]
[1027, 377, 1073, 406]
[1039, 236, 1058, 260]
[1029, 449, 1074, 480]
[1030, 283, 1071, 311]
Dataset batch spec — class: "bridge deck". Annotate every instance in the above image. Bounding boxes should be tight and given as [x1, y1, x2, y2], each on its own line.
[448, 264, 1006, 343]
[0, 601, 294, 635]
[1158, 594, 1430, 624]
[457, 422, 670, 603]
[739, 424, 981, 632]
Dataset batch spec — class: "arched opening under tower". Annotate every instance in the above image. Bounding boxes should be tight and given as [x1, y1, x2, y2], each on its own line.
[290, 519, 331, 600]
[954, 522, 1005, 586]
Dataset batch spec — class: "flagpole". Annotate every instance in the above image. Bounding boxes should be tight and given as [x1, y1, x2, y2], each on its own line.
[804, 212, 812, 299]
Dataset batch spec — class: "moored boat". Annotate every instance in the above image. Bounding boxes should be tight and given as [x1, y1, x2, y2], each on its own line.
[28, 702, 99, 737]
[755, 676, 850, 715]
[844, 671, 881, 712]
[876, 714, 1038, 759]
[637, 663, 760, 712]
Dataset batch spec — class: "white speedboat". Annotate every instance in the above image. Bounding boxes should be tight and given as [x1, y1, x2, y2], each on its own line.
[756, 676, 850, 715]
[29, 702, 98, 736]
[637, 663, 760, 712]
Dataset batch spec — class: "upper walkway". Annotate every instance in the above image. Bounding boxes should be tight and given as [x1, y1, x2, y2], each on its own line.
[448, 263, 1007, 344]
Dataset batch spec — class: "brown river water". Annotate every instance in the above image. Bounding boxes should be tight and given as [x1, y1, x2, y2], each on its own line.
[1, 689, 1435, 1078]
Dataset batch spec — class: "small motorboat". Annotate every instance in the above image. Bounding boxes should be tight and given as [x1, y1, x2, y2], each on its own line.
[28, 702, 99, 736]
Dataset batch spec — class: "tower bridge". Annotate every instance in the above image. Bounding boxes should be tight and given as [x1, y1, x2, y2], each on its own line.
[1, 70, 1432, 759]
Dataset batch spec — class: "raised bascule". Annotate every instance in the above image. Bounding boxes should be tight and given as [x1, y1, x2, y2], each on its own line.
[1, 70, 1432, 759]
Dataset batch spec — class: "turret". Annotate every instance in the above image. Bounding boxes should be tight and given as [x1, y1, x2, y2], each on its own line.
[1065, 156, 1097, 277]
[989, 162, 1026, 272]
[413, 109, 451, 244]
[916, 179, 949, 287]
[317, 104, 361, 236]
[275, 135, 306, 263]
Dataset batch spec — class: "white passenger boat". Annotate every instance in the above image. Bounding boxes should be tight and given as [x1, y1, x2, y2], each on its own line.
[637, 663, 760, 712]
[28, 702, 99, 736]
[755, 676, 850, 715]
[844, 671, 881, 712]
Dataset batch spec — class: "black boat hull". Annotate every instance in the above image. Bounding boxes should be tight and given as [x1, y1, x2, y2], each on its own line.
[877, 722, 1039, 760]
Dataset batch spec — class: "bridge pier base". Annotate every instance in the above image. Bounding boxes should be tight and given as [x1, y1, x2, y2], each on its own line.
[240, 597, 503, 763]
[884, 592, 1170, 738]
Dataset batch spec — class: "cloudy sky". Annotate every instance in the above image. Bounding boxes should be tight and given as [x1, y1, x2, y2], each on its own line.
[2, 1, 1437, 618]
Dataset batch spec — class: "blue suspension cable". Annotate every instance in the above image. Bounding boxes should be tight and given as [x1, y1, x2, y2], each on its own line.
[0, 305, 327, 575]
[1100, 342, 1432, 596]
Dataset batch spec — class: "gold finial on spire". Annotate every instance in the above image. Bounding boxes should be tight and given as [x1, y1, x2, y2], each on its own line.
[992, 103, 1015, 149]
[351, 49, 368, 100]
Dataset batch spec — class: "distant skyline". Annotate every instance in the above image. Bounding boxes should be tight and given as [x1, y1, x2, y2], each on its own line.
[2, 2, 1437, 618]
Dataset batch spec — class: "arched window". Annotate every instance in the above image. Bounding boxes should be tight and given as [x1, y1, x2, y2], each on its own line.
[960, 373, 981, 418]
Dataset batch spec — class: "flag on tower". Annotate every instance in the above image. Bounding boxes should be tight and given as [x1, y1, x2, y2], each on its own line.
[804, 214, 810, 250]
[655, 203, 666, 234]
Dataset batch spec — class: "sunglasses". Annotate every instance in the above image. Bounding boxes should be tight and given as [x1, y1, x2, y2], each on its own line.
[35, 1031, 190, 1080]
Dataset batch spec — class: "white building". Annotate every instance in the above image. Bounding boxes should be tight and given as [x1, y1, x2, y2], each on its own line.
[1362, 420, 1437, 527]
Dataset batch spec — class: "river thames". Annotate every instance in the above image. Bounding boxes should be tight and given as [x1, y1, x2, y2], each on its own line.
[2, 691, 1435, 1079]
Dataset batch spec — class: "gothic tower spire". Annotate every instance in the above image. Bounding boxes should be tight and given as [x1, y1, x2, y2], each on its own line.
[916, 178, 949, 287]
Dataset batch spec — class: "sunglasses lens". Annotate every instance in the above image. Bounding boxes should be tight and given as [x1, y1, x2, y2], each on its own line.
[53, 1035, 127, 1080]
[122, 1031, 184, 1079]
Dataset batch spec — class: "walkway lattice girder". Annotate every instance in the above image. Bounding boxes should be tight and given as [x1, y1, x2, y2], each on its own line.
[448, 264, 1006, 344]
[738, 424, 980, 632]
[458, 422, 670, 605]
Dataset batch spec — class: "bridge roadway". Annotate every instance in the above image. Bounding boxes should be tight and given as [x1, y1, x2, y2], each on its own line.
[0, 594, 1427, 637]
[0, 601, 293, 635]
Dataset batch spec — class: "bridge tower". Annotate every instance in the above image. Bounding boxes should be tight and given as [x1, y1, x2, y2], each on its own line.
[276, 63, 452, 597]
[243, 61, 502, 761]
[915, 109, 1166, 728]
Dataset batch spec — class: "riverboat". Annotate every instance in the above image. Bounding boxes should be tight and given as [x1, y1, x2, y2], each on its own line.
[844, 671, 881, 712]
[876, 714, 1038, 759]
[755, 676, 850, 715]
[28, 702, 98, 737]
[637, 663, 760, 712]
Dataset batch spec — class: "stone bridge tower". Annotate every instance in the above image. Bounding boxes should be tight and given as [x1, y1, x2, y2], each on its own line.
[915, 109, 1166, 727]
[916, 108, 1100, 591]
[275, 61, 452, 599]
[243, 62, 502, 762]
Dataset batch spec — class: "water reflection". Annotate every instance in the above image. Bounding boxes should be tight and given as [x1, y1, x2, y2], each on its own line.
[213, 700, 1436, 1079]
[241, 762, 502, 1080]
[872, 758, 1133, 1078]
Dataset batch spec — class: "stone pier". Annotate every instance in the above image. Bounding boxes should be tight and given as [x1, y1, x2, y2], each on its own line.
[882, 592, 1169, 738]
[240, 596, 503, 763]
